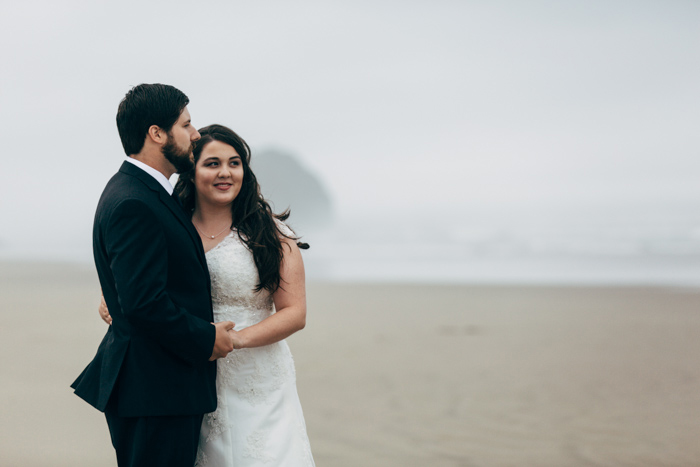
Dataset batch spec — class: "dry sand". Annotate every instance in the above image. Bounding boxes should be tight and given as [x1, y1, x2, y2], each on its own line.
[2, 262, 700, 466]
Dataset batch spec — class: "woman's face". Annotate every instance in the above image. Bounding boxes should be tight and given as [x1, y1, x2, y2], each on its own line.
[194, 140, 244, 208]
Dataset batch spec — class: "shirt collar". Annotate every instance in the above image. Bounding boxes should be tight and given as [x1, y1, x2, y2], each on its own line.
[124, 157, 174, 195]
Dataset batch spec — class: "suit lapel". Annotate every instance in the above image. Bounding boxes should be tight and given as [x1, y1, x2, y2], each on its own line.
[158, 190, 210, 274]
[118, 162, 210, 278]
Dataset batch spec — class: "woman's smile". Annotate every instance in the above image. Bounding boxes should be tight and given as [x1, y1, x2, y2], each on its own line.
[214, 182, 233, 191]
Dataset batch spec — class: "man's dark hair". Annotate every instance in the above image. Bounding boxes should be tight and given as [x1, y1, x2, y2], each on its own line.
[116, 83, 189, 156]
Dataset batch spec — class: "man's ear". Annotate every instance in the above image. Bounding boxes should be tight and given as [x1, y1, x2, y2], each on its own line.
[147, 125, 166, 144]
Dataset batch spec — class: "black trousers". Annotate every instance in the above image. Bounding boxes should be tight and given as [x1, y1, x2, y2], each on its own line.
[104, 397, 203, 467]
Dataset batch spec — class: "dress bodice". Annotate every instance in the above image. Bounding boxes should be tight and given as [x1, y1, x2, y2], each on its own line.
[205, 230, 274, 328]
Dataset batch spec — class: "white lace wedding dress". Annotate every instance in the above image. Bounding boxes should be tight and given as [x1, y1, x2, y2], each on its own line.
[195, 225, 315, 467]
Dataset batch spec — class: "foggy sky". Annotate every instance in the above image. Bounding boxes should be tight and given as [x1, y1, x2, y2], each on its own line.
[1, 0, 699, 259]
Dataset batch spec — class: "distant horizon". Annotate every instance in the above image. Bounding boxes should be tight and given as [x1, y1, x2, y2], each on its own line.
[4, 201, 700, 286]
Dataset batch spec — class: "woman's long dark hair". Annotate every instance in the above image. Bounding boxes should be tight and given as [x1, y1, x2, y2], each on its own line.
[174, 124, 307, 293]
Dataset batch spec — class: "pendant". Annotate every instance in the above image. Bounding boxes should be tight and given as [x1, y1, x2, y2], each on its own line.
[210, 235, 215, 239]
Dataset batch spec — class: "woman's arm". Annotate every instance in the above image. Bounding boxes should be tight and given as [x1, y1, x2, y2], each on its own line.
[99, 293, 112, 325]
[229, 236, 307, 349]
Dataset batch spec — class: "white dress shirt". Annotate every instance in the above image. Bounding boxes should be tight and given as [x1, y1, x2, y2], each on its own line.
[124, 157, 174, 195]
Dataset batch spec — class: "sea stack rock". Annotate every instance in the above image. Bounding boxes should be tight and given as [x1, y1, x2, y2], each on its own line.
[252, 148, 333, 233]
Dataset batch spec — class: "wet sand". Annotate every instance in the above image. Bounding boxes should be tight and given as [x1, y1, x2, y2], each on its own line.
[2, 262, 700, 466]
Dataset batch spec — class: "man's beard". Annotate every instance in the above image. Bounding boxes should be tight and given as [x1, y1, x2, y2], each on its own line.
[162, 138, 194, 174]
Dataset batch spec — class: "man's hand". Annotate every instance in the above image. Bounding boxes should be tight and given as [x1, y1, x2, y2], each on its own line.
[99, 295, 112, 325]
[209, 321, 235, 360]
[228, 329, 244, 350]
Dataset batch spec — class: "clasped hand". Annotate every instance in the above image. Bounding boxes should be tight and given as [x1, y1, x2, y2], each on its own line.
[98, 294, 239, 361]
[210, 321, 240, 360]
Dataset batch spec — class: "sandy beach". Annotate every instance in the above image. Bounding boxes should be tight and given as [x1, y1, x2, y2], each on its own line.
[2, 261, 700, 466]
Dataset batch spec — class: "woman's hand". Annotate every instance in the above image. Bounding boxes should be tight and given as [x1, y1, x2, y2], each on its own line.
[99, 294, 112, 325]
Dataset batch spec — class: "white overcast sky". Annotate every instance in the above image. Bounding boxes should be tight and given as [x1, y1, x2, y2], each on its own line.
[1, 0, 699, 258]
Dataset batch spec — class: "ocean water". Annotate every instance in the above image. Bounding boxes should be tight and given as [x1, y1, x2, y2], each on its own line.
[302, 210, 700, 286]
[304, 251, 700, 286]
[4, 210, 700, 286]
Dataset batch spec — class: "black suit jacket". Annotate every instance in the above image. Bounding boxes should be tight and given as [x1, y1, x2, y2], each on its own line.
[72, 161, 217, 417]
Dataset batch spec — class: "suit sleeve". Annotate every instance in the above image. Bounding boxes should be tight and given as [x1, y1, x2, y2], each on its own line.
[105, 198, 215, 363]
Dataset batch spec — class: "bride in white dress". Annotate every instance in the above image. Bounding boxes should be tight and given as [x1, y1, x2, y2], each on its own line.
[100, 124, 315, 466]
[183, 124, 314, 467]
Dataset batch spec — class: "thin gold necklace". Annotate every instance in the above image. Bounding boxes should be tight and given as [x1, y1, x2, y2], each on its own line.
[193, 222, 231, 240]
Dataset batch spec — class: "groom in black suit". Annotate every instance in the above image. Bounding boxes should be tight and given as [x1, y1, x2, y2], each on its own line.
[72, 84, 235, 467]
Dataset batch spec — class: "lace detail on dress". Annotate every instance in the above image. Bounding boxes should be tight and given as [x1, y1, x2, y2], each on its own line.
[194, 447, 208, 467]
[199, 221, 315, 465]
[244, 429, 276, 463]
[202, 392, 230, 442]
[206, 227, 297, 406]
[220, 343, 296, 406]
[206, 231, 273, 314]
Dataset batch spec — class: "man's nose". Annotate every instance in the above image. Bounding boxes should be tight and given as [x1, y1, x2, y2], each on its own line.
[191, 128, 201, 141]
